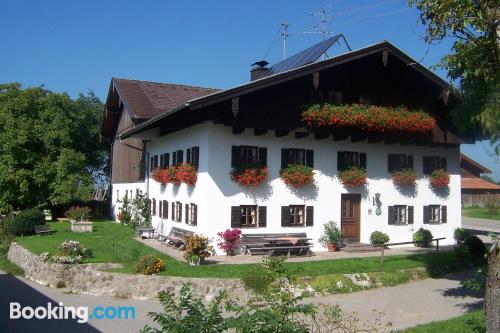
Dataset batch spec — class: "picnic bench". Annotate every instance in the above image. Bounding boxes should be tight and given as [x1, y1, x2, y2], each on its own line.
[136, 227, 156, 239]
[159, 227, 194, 249]
[34, 225, 54, 236]
[241, 233, 312, 257]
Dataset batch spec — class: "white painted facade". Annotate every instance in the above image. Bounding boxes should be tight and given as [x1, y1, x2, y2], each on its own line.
[113, 122, 461, 255]
[111, 182, 145, 219]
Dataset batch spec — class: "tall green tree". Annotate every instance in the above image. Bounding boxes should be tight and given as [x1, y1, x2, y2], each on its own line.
[409, 0, 499, 153]
[0, 83, 108, 213]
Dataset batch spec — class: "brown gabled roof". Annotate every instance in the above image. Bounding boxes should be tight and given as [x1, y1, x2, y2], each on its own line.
[462, 177, 500, 190]
[112, 78, 221, 119]
[460, 153, 491, 174]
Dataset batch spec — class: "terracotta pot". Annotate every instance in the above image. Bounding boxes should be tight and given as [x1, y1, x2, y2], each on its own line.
[327, 243, 337, 252]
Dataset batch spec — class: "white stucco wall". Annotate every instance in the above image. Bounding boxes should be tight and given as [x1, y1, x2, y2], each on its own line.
[111, 182, 145, 219]
[128, 122, 461, 255]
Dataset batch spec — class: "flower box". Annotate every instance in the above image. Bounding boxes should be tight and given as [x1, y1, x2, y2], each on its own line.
[301, 103, 436, 133]
[429, 169, 450, 189]
[150, 164, 197, 186]
[339, 166, 367, 187]
[230, 165, 268, 187]
[280, 164, 314, 188]
[392, 168, 417, 187]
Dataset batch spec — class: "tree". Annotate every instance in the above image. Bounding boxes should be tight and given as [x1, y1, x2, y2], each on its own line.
[0, 83, 108, 213]
[485, 238, 499, 333]
[409, 0, 500, 153]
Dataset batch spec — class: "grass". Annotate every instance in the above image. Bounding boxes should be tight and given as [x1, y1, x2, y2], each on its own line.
[462, 206, 500, 221]
[17, 221, 468, 279]
[0, 253, 24, 275]
[401, 309, 485, 333]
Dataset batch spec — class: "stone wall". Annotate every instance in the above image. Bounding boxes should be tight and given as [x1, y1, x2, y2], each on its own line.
[8, 242, 251, 301]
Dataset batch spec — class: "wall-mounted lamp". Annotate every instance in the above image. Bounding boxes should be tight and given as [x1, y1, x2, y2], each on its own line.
[374, 193, 382, 216]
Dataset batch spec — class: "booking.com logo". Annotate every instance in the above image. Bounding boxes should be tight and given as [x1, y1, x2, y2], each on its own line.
[10, 302, 135, 323]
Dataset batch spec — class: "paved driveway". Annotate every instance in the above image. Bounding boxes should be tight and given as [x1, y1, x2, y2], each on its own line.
[462, 216, 500, 233]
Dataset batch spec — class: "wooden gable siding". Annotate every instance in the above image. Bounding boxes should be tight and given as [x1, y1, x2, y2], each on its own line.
[111, 110, 144, 183]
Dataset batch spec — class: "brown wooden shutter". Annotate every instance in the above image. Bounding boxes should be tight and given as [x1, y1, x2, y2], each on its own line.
[193, 204, 198, 226]
[185, 204, 189, 224]
[258, 206, 267, 227]
[178, 202, 182, 221]
[407, 206, 414, 224]
[306, 150, 314, 168]
[359, 153, 367, 169]
[150, 157, 154, 172]
[388, 206, 395, 225]
[281, 149, 288, 169]
[441, 205, 447, 223]
[191, 147, 199, 169]
[306, 206, 314, 226]
[171, 202, 175, 220]
[159, 200, 163, 218]
[160, 154, 164, 168]
[423, 206, 431, 224]
[172, 151, 177, 166]
[281, 206, 290, 227]
[337, 151, 345, 171]
[177, 150, 183, 164]
[231, 146, 241, 168]
[258, 147, 267, 167]
[423, 157, 432, 175]
[407, 155, 414, 169]
[231, 206, 241, 228]
[186, 148, 191, 165]
[164, 201, 168, 219]
[440, 157, 447, 171]
[388, 154, 397, 173]
[165, 153, 170, 168]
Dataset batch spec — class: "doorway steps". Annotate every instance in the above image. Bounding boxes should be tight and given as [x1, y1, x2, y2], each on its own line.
[342, 242, 380, 253]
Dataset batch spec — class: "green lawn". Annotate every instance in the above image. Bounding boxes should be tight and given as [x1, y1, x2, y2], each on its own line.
[17, 221, 467, 278]
[462, 206, 500, 221]
[401, 309, 485, 333]
[0, 253, 24, 275]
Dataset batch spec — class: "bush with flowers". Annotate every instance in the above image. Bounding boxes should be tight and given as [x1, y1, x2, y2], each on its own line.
[392, 168, 417, 187]
[338, 166, 367, 187]
[41, 240, 92, 265]
[217, 228, 242, 256]
[302, 103, 436, 133]
[230, 164, 268, 187]
[64, 206, 92, 221]
[182, 234, 213, 265]
[280, 164, 314, 188]
[429, 169, 450, 189]
[135, 254, 165, 275]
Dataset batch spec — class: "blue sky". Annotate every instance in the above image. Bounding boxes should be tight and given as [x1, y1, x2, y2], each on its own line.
[0, 0, 497, 179]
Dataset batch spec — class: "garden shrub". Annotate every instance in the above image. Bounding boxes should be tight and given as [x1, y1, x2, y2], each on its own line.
[43, 240, 93, 265]
[9, 208, 45, 236]
[412, 228, 433, 248]
[64, 206, 92, 221]
[135, 254, 164, 275]
[0, 214, 14, 254]
[242, 256, 290, 294]
[369, 231, 390, 245]
[463, 235, 486, 260]
[453, 228, 470, 243]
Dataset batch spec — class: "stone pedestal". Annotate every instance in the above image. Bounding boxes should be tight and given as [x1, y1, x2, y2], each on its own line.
[71, 221, 93, 233]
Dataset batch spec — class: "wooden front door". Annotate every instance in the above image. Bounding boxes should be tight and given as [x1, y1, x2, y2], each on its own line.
[341, 194, 361, 242]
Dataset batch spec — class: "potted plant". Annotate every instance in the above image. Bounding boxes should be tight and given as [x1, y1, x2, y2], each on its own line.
[319, 221, 342, 252]
[182, 234, 212, 266]
[230, 164, 268, 187]
[392, 168, 417, 187]
[369, 231, 390, 246]
[338, 166, 367, 187]
[429, 169, 450, 189]
[280, 164, 314, 188]
[217, 228, 242, 256]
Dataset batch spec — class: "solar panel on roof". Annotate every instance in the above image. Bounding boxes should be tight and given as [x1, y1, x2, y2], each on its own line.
[268, 34, 342, 76]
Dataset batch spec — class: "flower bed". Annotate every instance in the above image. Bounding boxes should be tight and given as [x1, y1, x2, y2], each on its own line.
[135, 254, 165, 275]
[392, 168, 417, 187]
[230, 165, 268, 187]
[301, 103, 436, 133]
[338, 166, 367, 187]
[280, 164, 314, 188]
[429, 169, 450, 189]
[40, 240, 92, 265]
[151, 164, 197, 186]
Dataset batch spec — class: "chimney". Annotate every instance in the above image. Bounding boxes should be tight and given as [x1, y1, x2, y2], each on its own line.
[250, 61, 270, 81]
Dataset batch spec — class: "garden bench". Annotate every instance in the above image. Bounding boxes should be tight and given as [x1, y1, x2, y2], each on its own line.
[34, 225, 54, 236]
[136, 227, 156, 239]
[162, 227, 194, 249]
[241, 233, 311, 256]
[266, 245, 312, 258]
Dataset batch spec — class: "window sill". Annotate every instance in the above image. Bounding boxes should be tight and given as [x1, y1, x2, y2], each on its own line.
[240, 225, 258, 228]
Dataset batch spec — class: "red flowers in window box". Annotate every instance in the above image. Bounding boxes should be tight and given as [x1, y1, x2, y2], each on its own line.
[280, 164, 314, 188]
[339, 166, 367, 187]
[150, 164, 197, 186]
[301, 103, 436, 133]
[392, 168, 417, 187]
[230, 165, 268, 187]
[429, 169, 450, 189]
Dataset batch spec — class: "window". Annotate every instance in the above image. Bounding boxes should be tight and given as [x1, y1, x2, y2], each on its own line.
[289, 205, 305, 225]
[160, 153, 170, 168]
[388, 154, 414, 172]
[231, 146, 267, 167]
[281, 206, 314, 227]
[337, 151, 366, 171]
[423, 156, 447, 175]
[281, 149, 314, 169]
[150, 157, 154, 172]
[175, 202, 182, 222]
[160, 200, 168, 219]
[186, 203, 198, 226]
[231, 206, 267, 228]
[423, 205, 447, 224]
[151, 199, 156, 216]
[186, 147, 200, 169]
[388, 205, 414, 225]
[154, 155, 158, 169]
[116, 190, 120, 202]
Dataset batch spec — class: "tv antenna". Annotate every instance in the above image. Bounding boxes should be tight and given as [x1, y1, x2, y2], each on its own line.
[281, 22, 289, 60]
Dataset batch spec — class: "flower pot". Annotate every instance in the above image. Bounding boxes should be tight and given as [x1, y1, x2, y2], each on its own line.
[327, 243, 337, 252]
[188, 257, 205, 266]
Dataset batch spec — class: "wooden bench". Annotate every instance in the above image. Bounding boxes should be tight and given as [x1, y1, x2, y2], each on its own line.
[159, 227, 194, 249]
[34, 225, 54, 236]
[241, 233, 312, 256]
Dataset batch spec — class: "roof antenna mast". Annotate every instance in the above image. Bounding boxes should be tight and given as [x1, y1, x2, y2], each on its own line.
[304, 6, 335, 59]
[281, 21, 289, 60]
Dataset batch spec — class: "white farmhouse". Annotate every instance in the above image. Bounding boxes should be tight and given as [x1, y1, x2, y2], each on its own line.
[101, 39, 468, 254]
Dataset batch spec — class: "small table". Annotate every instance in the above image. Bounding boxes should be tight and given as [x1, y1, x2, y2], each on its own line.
[136, 227, 156, 239]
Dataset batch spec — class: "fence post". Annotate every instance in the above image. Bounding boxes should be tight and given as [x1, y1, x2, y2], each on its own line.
[380, 246, 385, 265]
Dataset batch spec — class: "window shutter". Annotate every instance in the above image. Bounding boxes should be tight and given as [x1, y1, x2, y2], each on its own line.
[152, 199, 156, 216]
[258, 147, 267, 167]
[423, 206, 431, 224]
[281, 206, 290, 227]
[179, 203, 182, 221]
[177, 150, 183, 164]
[441, 206, 447, 223]
[231, 146, 241, 168]
[407, 206, 414, 224]
[171, 202, 175, 220]
[337, 151, 345, 171]
[388, 154, 397, 173]
[191, 147, 199, 169]
[164, 201, 168, 219]
[159, 200, 163, 218]
[440, 157, 447, 171]
[185, 204, 189, 224]
[231, 206, 241, 228]
[407, 155, 414, 169]
[193, 205, 198, 226]
[160, 155, 164, 168]
[150, 157, 154, 172]
[306, 150, 314, 168]
[154, 155, 158, 168]
[388, 206, 395, 225]
[359, 153, 367, 169]
[165, 153, 170, 168]
[281, 149, 289, 169]
[186, 148, 191, 165]
[306, 206, 314, 226]
[423, 157, 431, 175]
[172, 151, 177, 166]
[258, 206, 267, 227]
